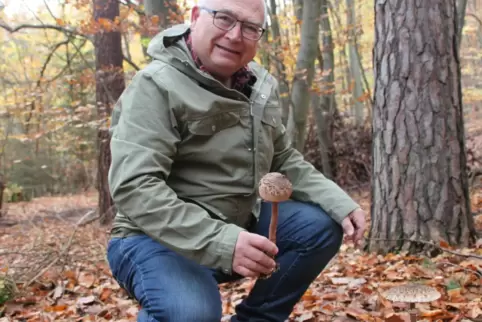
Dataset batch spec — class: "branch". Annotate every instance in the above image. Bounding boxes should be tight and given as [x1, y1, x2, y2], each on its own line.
[123, 55, 140, 71]
[466, 12, 482, 28]
[366, 238, 482, 260]
[0, 22, 89, 40]
[23, 210, 95, 288]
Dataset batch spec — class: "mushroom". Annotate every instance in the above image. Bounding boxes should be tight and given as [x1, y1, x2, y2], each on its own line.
[381, 283, 441, 322]
[258, 172, 292, 279]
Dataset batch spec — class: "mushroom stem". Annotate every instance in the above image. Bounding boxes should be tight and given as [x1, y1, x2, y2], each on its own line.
[269, 202, 278, 244]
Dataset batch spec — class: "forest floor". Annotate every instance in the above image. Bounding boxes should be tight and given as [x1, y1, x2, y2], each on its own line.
[0, 121, 481, 321]
[0, 187, 480, 322]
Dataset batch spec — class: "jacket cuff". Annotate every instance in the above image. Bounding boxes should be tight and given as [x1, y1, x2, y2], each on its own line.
[216, 224, 245, 275]
[329, 200, 361, 225]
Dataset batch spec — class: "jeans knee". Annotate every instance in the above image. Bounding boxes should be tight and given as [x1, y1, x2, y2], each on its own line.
[144, 294, 222, 322]
[295, 203, 343, 255]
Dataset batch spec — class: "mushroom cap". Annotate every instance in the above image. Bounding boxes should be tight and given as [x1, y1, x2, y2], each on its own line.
[382, 283, 441, 303]
[258, 172, 293, 202]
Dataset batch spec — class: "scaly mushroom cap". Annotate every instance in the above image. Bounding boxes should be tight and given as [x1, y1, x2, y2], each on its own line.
[258, 172, 293, 202]
[382, 283, 441, 303]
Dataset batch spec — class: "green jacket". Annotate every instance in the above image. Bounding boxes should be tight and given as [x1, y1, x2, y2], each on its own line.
[108, 24, 360, 274]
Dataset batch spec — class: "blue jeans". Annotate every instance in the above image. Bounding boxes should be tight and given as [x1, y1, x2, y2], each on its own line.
[107, 200, 343, 322]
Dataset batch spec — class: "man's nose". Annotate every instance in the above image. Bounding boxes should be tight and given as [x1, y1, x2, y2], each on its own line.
[226, 22, 243, 41]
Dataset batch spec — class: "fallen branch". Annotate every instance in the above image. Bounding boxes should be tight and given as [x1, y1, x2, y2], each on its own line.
[366, 238, 482, 260]
[23, 210, 95, 288]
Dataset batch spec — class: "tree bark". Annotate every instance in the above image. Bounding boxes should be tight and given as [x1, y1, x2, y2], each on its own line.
[346, 0, 365, 126]
[289, 0, 321, 152]
[314, 0, 338, 179]
[269, 0, 290, 125]
[140, 0, 181, 59]
[368, 0, 477, 253]
[94, 0, 125, 224]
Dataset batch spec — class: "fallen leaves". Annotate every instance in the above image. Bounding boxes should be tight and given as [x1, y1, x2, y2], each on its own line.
[0, 191, 481, 321]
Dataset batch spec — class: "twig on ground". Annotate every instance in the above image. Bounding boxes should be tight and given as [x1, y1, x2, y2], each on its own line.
[366, 238, 482, 260]
[436, 260, 482, 278]
[23, 210, 96, 288]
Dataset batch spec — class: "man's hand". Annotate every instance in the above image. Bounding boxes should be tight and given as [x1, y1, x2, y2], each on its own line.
[341, 208, 367, 246]
[232, 231, 279, 278]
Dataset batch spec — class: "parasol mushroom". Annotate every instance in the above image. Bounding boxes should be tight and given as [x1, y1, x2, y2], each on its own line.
[381, 283, 441, 322]
[258, 172, 293, 279]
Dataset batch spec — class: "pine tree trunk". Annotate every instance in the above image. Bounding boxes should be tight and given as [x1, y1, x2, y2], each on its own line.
[368, 0, 477, 253]
[94, 0, 125, 224]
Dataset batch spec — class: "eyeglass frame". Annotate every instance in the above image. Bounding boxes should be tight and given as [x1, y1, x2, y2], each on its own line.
[198, 6, 266, 41]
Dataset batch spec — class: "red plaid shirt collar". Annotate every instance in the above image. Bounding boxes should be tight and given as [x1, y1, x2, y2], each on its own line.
[184, 33, 255, 95]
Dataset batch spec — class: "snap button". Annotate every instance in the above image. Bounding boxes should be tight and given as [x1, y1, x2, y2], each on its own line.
[261, 94, 266, 99]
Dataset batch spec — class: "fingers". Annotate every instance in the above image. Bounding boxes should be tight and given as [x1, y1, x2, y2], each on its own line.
[242, 255, 274, 276]
[233, 264, 258, 278]
[342, 217, 355, 237]
[353, 213, 366, 244]
[248, 233, 279, 256]
[232, 232, 279, 278]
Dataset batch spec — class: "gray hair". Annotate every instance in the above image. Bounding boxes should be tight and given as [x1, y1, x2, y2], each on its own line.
[196, 0, 269, 28]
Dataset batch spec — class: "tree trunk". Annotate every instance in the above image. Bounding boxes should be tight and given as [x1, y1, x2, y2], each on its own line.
[141, 0, 180, 59]
[94, 0, 126, 224]
[288, 0, 321, 152]
[269, 0, 290, 125]
[456, 0, 468, 48]
[368, 0, 477, 253]
[346, 0, 365, 126]
[313, 0, 338, 179]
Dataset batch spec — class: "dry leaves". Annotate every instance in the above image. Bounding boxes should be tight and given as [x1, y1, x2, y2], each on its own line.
[0, 191, 481, 321]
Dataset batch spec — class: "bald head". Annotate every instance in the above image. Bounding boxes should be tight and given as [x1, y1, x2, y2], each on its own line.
[196, 0, 269, 28]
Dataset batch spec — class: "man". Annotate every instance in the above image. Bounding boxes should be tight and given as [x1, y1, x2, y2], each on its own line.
[106, 0, 366, 321]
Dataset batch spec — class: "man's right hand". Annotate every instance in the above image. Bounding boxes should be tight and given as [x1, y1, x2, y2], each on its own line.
[232, 231, 279, 278]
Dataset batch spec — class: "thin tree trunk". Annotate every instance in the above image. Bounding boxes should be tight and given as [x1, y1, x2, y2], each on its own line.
[346, 0, 364, 126]
[368, 0, 476, 253]
[141, 0, 180, 59]
[94, 0, 126, 224]
[289, 0, 321, 152]
[457, 0, 468, 48]
[269, 0, 290, 125]
[328, 2, 352, 114]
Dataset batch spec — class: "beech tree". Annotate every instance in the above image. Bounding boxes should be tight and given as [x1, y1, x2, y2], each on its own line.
[367, 0, 477, 253]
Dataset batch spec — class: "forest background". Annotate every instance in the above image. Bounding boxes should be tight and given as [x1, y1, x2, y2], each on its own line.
[0, 0, 481, 321]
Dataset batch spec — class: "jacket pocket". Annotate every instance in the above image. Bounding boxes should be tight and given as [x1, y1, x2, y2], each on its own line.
[260, 110, 282, 128]
[187, 111, 241, 136]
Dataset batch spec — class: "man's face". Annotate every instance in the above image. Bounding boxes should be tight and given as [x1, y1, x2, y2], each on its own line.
[189, 0, 265, 82]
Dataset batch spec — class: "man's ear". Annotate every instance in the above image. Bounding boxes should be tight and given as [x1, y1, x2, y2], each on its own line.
[190, 6, 201, 27]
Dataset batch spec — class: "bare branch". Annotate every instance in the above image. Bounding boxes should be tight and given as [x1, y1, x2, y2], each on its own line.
[366, 238, 482, 260]
[123, 55, 140, 71]
[0, 22, 89, 40]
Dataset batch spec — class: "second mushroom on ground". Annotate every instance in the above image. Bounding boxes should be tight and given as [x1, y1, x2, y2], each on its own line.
[258, 172, 293, 279]
[382, 283, 441, 322]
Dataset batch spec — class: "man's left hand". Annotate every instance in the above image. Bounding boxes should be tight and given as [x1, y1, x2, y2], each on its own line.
[341, 208, 367, 246]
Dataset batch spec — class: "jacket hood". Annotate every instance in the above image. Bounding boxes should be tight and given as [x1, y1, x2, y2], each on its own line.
[146, 23, 192, 62]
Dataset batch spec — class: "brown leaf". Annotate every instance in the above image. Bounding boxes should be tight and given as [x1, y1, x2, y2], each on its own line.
[78, 271, 96, 288]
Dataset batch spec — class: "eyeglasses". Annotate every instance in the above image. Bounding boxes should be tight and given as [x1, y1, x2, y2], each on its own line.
[199, 6, 265, 41]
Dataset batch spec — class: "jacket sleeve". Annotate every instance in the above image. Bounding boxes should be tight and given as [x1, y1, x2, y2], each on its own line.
[269, 83, 360, 225]
[108, 67, 245, 274]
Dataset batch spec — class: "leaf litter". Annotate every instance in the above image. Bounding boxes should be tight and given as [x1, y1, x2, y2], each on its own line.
[0, 189, 481, 322]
